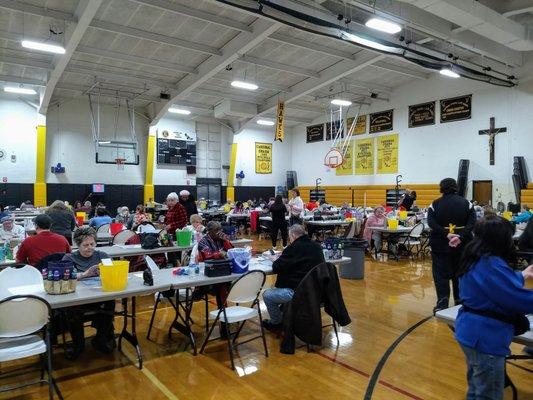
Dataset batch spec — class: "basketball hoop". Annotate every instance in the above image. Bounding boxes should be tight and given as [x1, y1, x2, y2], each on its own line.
[324, 148, 344, 168]
[115, 158, 126, 171]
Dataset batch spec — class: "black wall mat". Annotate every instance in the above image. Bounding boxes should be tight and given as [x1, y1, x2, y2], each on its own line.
[234, 186, 275, 202]
[457, 159, 470, 198]
[0, 183, 34, 208]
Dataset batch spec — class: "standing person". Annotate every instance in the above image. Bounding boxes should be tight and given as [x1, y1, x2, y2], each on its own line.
[363, 206, 387, 258]
[428, 178, 476, 313]
[45, 200, 77, 245]
[179, 190, 198, 219]
[164, 192, 188, 236]
[288, 189, 304, 226]
[399, 189, 417, 211]
[266, 195, 288, 249]
[454, 215, 533, 399]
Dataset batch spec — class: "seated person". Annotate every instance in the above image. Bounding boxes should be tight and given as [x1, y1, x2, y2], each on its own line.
[362, 206, 386, 258]
[512, 204, 532, 224]
[0, 215, 25, 241]
[124, 224, 167, 272]
[62, 227, 115, 359]
[16, 215, 71, 266]
[20, 200, 35, 210]
[89, 207, 112, 229]
[185, 214, 206, 245]
[114, 206, 130, 224]
[127, 204, 149, 230]
[262, 224, 325, 331]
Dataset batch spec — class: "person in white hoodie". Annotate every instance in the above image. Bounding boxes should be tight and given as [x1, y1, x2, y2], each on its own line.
[288, 189, 304, 226]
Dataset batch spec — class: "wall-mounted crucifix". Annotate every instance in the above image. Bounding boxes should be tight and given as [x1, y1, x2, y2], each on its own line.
[478, 117, 507, 165]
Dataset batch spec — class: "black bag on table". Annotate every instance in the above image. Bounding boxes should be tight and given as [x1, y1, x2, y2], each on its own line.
[204, 259, 232, 277]
[139, 232, 160, 249]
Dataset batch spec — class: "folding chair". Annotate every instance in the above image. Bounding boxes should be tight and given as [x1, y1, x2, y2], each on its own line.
[112, 229, 135, 245]
[400, 223, 425, 259]
[200, 270, 268, 370]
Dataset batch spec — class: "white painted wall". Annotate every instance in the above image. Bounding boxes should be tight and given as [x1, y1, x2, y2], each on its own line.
[0, 96, 39, 183]
[290, 75, 533, 203]
[233, 126, 291, 188]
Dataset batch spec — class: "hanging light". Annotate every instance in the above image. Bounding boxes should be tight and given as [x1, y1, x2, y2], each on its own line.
[4, 86, 37, 95]
[98, 141, 111, 144]
[440, 67, 460, 78]
[168, 107, 191, 115]
[231, 80, 258, 91]
[21, 40, 65, 54]
[331, 99, 352, 107]
[365, 18, 402, 34]
[257, 119, 274, 126]
[341, 32, 401, 53]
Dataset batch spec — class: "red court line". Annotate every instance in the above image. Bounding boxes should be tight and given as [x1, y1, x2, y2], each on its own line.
[315, 352, 424, 400]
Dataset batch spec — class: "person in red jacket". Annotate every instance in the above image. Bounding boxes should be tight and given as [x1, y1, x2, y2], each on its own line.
[164, 192, 188, 235]
[16, 214, 71, 267]
[197, 221, 233, 261]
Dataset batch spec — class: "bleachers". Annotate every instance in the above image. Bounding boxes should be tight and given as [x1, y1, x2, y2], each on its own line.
[521, 182, 533, 205]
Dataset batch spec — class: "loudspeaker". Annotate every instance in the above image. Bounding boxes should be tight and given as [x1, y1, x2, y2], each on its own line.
[457, 159, 469, 197]
[286, 171, 298, 190]
[512, 174, 522, 204]
[513, 156, 528, 189]
[186, 166, 196, 174]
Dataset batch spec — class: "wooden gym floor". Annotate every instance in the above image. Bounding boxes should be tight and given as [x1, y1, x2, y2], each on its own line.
[1, 236, 531, 400]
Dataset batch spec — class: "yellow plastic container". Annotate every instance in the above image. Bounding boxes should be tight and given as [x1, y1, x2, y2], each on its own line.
[76, 211, 87, 220]
[99, 261, 129, 292]
[223, 204, 231, 213]
[398, 210, 407, 220]
[503, 211, 513, 221]
[387, 218, 399, 230]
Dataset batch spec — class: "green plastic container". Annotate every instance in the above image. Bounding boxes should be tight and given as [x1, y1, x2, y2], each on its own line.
[176, 230, 192, 247]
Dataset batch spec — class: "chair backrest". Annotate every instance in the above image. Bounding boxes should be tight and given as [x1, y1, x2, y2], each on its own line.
[0, 295, 50, 338]
[144, 255, 160, 272]
[0, 265, 43, 290]
[226, 270, 266, 304]
[35, 252, 66, 272]
[409, 223, 424, 238]
[113, 229, 136, 245]
[97, 223, 110, 234]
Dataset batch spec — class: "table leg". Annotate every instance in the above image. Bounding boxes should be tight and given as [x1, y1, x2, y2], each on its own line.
[118, 298, 143, 369]
[169, 289, 197, 355]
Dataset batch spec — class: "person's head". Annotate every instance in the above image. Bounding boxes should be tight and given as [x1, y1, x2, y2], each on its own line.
[96, 207, 106, 217]
[522, 204, 530, 212]
[73, 227, 97, 258]
[411, 191, 417, 199]
[288, 224, 306, 244]
[34, 214, 53, 232]
[235, 201, 243, 210]
[1, 215, 14, 231]
[24, 200, 32, 205]
[482, 205, 497, 217]
[120, 206, 129, 216]
[190, 214, 203, 229]
[166, 192, 179, 207]
[458, 215, 516, 276]
[405, 189, 412, 195]
[273, 195, 283, 206]
[84, 200, 92, 207]
[291, 189, 300, 198]
[439, 178, 458, 195]
[48, 199, 69, 213]
[374, 206, 385, 217]
[179, 190, 190, 201]
[206, 221, 222, 240]
[136, 204, 144, 213]
[519, 218, 533, 249]
[74, 201, 82, 209]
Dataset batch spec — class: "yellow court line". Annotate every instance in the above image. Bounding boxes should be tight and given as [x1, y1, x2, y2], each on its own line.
[121, 346, 180, 400]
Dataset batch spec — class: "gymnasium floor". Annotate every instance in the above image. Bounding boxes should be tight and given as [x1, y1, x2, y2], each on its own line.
[1, 237, 531, 400]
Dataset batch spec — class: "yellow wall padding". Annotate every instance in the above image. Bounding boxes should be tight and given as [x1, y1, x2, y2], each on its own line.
[227, 187, 235, 202]
[228, 143, 238, 187]
[144, 133, 156, 204]
[34, 125, 47, 207]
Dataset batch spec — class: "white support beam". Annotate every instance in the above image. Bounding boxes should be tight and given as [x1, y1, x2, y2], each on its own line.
[269, 33, 357, 60]
[90, 20, 222, 56]
[171, 100, 213, 112]
[339, 78, 393, 93]
[129, 0, 252, 32]
[76, 45, 197, 75]
[0, 74, 45, 86]
[65, 65, 174, 88]
[0, 55, 51, 70]
[239, 55, 320, 78]
[55, 83, 161, 103]
[151, 19, 281, 125]
[501, 0, 533, 17]
[372, 61, 429, 80]
[0, 0, 77, 22]
[39, 0, 103, 115]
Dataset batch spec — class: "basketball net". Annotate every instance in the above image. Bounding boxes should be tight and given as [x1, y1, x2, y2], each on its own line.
[324, 104, 362, 168]
[115, 158, 126, 171]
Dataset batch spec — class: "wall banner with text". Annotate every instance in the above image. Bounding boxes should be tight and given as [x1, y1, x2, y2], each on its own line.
[336, 141, 355, 176]
[355, 138, 374, 175]
[255, 142, 272, 174]
[377, 134, 398, 174]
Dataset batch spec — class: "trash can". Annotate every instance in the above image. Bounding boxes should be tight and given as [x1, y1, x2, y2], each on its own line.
[339, 239, 367, 280]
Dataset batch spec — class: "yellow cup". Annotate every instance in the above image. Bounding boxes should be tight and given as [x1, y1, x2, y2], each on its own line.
[387, 218, 399, 230]
[99, 261, 129, 292]
[503, 211, 513, 221]
[398, 211, 407, 220]
[75, 211, 87, 220]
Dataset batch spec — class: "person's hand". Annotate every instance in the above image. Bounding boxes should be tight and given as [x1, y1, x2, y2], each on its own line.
[522, 265, 533, 280]
[217, 231, 228, 241]
[79, 264, 99, 279]
[448, 234, 461, 248]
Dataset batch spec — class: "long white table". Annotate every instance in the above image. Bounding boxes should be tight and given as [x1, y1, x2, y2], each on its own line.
[368, 226, 412, 234]
[305, 219, 350, 227]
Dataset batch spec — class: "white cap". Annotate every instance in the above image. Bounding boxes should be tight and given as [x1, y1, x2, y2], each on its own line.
[179, 190, 190, 196]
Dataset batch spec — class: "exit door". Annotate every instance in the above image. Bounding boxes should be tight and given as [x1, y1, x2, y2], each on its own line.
[473, 180, 492, 205]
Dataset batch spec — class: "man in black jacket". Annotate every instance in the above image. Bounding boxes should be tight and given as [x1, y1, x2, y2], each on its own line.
[428, 178, 476, 313]
[262, 224, 325, 331]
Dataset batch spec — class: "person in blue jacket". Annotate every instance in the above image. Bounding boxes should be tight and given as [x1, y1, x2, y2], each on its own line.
[511, 204, 532, 224]
[455, 215, 533, 400]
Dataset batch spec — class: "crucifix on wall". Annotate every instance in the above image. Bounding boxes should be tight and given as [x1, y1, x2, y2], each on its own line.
[478, 117, 507, 165]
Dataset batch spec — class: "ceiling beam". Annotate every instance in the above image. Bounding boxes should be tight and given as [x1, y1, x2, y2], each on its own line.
[40, 0, 104, 115]
[171, 100, 213, 111]
[269, 32, 357, 60]
[129, 0, 252, 32]
[339, 78, 393, 93]
[150, 19, 281, 125]
[0, 74, 45, 86]
[500, 0, 533, 17]
[191, 87, 262, 103]
[372, 61, 429, 79]
[239, 55, 320, 78]
[76, 45, 197, 75]
[65, 64, 174, 88]
[0, 0, 77, 22]
[90, 20, 222, 56]
[0, 55, 51, 70]
[55, 83, 161, 103]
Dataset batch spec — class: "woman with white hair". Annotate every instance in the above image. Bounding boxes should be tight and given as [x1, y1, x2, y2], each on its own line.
[179, 189, 198, 218]
[45, 199, 76, 244]
[164, 192, 188, 235]
[115, 206, 130, 224]
[363, 206, 386, 259]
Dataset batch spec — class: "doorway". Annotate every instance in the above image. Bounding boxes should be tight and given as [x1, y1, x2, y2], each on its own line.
[473, 180, 492, 205]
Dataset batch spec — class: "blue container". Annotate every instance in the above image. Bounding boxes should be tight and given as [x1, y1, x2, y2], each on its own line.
[227, 248, 250, 274]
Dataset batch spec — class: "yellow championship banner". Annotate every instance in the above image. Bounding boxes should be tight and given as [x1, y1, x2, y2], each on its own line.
[355, 138, 374, 175]
[336, 141, 354, 176]
[377, 134, 398, 174]
[347, 115, 367, 135]
[255, 142, 272, 174]
[275, 101, 285, 142]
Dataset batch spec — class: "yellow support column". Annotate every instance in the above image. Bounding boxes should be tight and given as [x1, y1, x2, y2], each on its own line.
[226, 143, 238, 202]
[34, 124, 47, 207]
[144, 130, 156, 205]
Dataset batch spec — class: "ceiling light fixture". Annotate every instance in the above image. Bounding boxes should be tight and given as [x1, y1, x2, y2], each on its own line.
[331, 99, 352, 107]
[98, 141, 111, 144]
[168, 107, 191, 115]
[365, 18, 402, 34]
[4, 86, 37, 95]
[231, 80, 258, 91]
[21, 40, 65, 54]
[257, 119, 275, 126]
[439, 67, 460, 78]
[341, 32, 400, 53]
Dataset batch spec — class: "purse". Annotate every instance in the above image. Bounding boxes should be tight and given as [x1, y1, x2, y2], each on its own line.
[139, 232, 160, 249]
[204, 259, 232, 277]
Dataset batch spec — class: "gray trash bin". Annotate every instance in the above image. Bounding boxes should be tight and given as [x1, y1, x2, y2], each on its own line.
[339, 239, 367, 280]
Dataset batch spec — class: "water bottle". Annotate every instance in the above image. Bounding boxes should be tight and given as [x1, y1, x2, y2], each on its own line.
[5, 243, 12, 260]
[0, 245, 5, 262]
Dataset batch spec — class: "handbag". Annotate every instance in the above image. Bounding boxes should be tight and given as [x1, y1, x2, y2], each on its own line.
[204, 259, 232, 277]
[139, 232, 160, 249]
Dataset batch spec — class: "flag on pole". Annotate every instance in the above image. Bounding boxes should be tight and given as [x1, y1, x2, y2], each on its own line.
[274, 101, 285, 142]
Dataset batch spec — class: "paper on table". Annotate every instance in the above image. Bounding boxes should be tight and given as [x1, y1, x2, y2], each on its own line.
[8, 284, 44, 296]
[118, 244, 142, 249]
